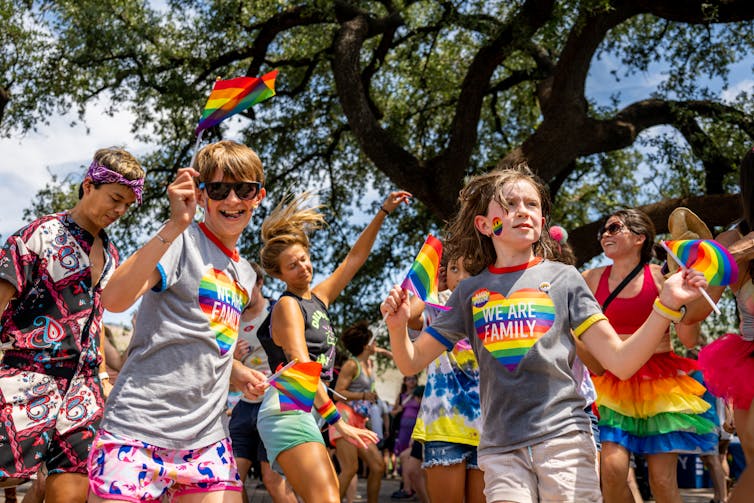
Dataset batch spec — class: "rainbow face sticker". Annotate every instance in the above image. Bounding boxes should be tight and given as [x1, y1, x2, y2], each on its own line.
[471, 288, 555, 372]
[198, 267, 249, 355]
[491, 217, 503, 236]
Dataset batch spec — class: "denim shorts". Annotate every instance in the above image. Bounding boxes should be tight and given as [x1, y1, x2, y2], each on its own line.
[422, 441, 479, 470]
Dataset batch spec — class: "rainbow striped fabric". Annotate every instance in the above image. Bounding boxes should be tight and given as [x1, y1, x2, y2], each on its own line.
[195, 69, 278, 135]
[663, 239, 738, 286]
[471, 288, 554, 372]
[401, 234, 449, 310]
[268, 361, 321, 412]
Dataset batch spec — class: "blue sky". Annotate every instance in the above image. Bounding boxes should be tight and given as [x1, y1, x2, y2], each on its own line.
[1, 38, 752, 325]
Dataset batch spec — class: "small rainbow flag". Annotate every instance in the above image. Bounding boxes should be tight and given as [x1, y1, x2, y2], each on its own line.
[268, 360, 321, 412]
[663, 239, 738, 286]
[195, 69, 278, 135]
[401, 234, 450, 311]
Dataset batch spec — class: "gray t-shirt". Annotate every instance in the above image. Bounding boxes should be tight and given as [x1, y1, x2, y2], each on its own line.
[426, 259, 606, 456]
[102, 222, 255, 449]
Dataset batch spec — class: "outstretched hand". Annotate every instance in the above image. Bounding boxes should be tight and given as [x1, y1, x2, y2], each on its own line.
[334, 420, 379, 449]
[381, 190, 412, 214]
[167, 167, 199, 230]
[659, 268, 709, 309]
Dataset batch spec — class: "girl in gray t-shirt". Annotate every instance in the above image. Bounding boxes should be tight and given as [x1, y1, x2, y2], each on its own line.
[381, 167, 708, 502]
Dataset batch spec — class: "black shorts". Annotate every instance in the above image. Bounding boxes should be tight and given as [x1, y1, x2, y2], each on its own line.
[228, 400, 270, 463]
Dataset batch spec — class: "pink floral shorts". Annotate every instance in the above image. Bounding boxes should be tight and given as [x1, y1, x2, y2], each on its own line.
[87, 429, 242, 502]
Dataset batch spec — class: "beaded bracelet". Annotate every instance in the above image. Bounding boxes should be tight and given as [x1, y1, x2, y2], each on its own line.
[317, 399, 341, 426]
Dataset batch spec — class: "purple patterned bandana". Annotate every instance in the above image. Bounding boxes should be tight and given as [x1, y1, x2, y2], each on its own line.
[85, 161, 144, 204]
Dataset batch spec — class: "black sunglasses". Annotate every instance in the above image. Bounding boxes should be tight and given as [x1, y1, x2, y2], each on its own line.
[199, 181, 262, 201]
[597, 221, 629, 241]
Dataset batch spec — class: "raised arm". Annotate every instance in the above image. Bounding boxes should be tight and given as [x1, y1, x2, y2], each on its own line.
[381, 285, 447, 375]
[314, 191, 411, 306]
[101, 168, 198, 312]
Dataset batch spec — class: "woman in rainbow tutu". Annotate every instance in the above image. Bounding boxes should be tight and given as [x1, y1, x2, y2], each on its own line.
[582, 208, 718, 503]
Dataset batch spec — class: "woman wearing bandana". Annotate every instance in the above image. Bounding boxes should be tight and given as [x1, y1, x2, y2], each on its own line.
[0, 148, 145, 503]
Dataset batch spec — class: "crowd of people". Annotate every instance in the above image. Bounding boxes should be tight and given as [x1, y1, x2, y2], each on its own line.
[0, 140, 753, 503]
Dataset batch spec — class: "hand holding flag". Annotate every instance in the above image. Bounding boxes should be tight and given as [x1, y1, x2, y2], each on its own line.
[661, 239, 738, 315]
[267, 359, 321, 412]
[401, 234, 450, 311]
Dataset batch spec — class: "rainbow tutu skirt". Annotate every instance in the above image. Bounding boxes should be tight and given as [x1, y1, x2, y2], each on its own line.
[699, 333, 754, 410]
[592, 351, 717, 454]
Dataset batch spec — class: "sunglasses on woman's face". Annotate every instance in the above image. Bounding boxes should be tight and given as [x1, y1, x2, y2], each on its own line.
[597, 222, 627, 241]
[199, 181, 262, 201]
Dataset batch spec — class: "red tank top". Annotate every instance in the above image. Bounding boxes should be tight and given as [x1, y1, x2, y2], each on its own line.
[594, 264, 659, 334]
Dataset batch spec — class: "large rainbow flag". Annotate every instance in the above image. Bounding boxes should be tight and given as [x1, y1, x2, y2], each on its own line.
[402, 234, 449, 311]
[268, 360, 321, 412]
[663, 239, 738, 286]
[195, 69, 278, 135]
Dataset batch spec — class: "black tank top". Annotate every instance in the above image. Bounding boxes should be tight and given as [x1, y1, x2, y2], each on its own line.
[259, 291, 337, 382]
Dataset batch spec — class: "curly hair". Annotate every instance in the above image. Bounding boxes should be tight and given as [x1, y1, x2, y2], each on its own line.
[341, 321, 372, 357]
[259, 192, 326, 277]
[444, 164, 554, 275]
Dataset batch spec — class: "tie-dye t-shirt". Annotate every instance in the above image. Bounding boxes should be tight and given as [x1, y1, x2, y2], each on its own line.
[412, 295, 482, 446]
[101, 222, 254, 450]
[425, 259, 606, 456]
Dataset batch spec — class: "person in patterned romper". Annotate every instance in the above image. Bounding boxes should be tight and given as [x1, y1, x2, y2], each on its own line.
[0, 147, 144, 503]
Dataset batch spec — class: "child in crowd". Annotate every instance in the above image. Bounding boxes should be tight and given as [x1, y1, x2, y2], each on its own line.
[256, 190, 410, 503]
[87, 140, 268, 502]
[408, 254, 484, 503]
[0, 147, 144, 503]
[381, 167, 707, 502]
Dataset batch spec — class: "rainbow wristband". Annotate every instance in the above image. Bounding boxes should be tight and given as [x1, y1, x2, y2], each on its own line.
[317, 400, 341, 426]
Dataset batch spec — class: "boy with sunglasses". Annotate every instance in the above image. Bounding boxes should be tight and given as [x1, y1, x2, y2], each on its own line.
[0, 147, 144, 503]
[87, 140, 269, 503]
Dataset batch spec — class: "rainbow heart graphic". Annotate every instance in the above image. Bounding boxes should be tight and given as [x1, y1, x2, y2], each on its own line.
[471, 288, 555, 372]
[198, 268, 249, 355]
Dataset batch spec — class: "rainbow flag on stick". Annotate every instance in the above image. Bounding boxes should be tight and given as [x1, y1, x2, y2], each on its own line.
[195, 69, 278, 135]
[661, 239, 738, 316]
[663, 240, 738, 286]
[401, 234, 450, 311]
[267, 360, 321, 412]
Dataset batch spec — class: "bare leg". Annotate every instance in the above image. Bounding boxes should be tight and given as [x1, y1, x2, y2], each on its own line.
[358, 443, 385, 503]
[402, 455, 427, 503]
[45, 472, 88, 503]
[645, 453, 681, 503]
[702, 453, 727, 503]
[260, 462, 298, 503]
[600, 442, 633, 503]
[276, 442, 340, 503]
[425, 463, 467, 503]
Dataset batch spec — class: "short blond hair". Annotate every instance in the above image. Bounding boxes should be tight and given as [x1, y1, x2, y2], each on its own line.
[193, 140, 264, 184]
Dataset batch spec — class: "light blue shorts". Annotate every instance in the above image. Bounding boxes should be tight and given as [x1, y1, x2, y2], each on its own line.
[256, 387, 324, 470]
[422, 441, 479, 470]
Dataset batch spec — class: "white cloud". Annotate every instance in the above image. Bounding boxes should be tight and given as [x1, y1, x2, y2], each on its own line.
[0, 100, 151, 238]
[721, 79, 754, 103]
